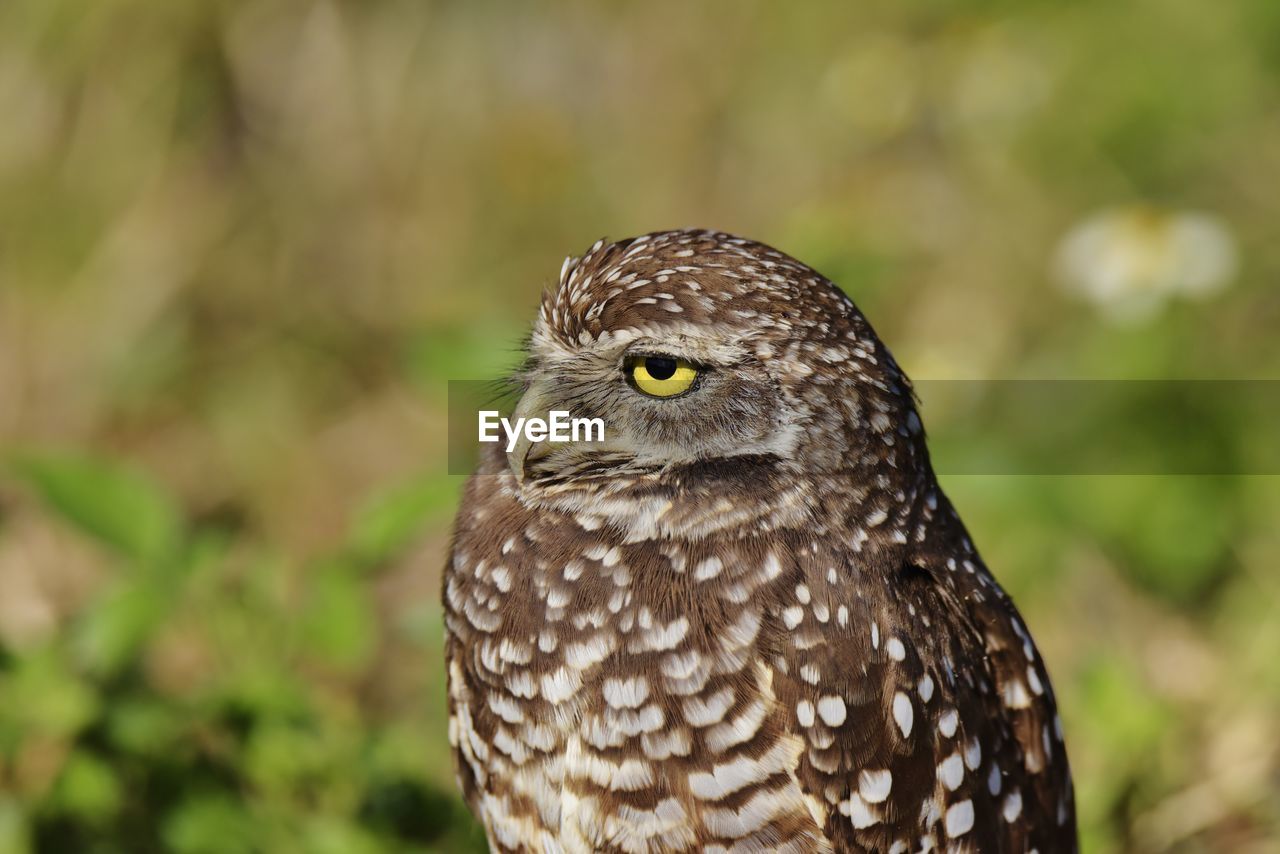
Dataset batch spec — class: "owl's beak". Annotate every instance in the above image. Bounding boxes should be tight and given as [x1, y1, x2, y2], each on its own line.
[506, 381, 556, 486]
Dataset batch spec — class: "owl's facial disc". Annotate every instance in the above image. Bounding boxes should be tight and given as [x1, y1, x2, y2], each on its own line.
[507, 335, 800, 488]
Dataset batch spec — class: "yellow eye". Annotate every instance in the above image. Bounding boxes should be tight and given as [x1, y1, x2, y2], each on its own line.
[629, 356, 699, 398]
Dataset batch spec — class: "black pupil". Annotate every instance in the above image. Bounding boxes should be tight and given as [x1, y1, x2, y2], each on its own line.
[645, 357, 677, 380]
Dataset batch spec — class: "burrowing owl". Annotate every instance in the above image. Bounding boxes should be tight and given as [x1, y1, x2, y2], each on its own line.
[444, 230, 1075, 852]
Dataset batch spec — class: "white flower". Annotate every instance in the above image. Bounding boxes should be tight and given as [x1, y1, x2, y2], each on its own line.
[1052, 206, 1238, 322]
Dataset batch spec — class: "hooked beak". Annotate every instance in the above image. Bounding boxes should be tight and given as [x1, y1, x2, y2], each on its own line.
[507, 380, 556, 486]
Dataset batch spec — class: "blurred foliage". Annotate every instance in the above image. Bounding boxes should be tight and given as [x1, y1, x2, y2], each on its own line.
[0, 453, 482, 853]
[0, 0, 1278, 852]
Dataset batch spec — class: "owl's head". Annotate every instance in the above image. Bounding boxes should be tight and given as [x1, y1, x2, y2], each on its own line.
[507, 230, 927, 498]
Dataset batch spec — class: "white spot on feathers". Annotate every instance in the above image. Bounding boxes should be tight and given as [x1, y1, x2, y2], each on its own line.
[817, 696, 848, 727]
[892, 692, 914, 738]
[945, 800, 974, 837]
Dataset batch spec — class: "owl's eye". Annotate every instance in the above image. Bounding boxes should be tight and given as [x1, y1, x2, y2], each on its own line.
[628, 355, 699, 398]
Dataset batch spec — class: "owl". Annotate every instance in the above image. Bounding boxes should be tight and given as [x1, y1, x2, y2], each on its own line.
[444, 229, 1076, 853]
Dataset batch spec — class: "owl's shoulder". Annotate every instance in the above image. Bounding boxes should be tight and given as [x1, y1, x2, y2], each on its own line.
[759, 515, 1074, 851]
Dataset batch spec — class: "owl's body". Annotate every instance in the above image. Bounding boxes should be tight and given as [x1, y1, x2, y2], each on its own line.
[445, 230, 1075, 852]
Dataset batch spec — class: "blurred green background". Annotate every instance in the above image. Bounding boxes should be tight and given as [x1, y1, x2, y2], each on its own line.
[1, 1, 1278, 852]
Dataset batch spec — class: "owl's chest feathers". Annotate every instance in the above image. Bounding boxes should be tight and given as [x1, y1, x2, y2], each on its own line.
[481, 526, 780, 719]
[447, 471, 946, 848]
[452, 504, 830, 845]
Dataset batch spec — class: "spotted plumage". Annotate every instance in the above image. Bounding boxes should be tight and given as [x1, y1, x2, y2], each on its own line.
[444, 229, 1076, 852]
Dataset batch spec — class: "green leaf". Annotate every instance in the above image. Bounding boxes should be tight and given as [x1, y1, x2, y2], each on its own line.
[243, 719, 357, 796]
[73, 578, 167, 676]
[301, 816, 384, 854]
[104, 696, 183, 757]
[48, 751, 122, 823]
[10, 452, 182, 563]
[0, 647, 99, 745]
[163, 793, 257, 854]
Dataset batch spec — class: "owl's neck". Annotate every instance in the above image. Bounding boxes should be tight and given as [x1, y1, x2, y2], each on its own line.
[506, 447, 940, 552]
